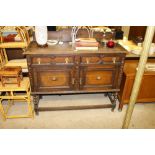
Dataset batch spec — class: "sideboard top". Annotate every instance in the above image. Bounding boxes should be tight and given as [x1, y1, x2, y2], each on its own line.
[24, 41, 127, 55]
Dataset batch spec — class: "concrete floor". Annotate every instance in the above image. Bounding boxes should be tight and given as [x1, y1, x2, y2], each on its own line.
[0, 94, 155, 129]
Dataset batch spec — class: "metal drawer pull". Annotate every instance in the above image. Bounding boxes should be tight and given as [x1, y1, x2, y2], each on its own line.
[72, 78, 75, 85]
[51, 77, 57, 81]
[37, 58, 41, 64]
[96, 76, 101, 80]
[80, 78, 82, 85]
[65, 58, 69, 64]
[86, 58, 90, 64]
[112, 57, 116, 64]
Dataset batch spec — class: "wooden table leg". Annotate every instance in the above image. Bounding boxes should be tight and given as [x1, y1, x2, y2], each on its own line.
[33, 95, 39, 115]
[108, 92, 118, 112]
[118, 101, 124, 111]
[112, 92, 118, 112]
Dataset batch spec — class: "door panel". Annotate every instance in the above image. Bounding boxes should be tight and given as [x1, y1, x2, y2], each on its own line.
[80, 66, 115, 90]
[32, 66, 75, 92]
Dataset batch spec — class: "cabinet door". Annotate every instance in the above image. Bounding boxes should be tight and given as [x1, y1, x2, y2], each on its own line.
[31, 65, 75, 92]
[79, 65, 117, 91]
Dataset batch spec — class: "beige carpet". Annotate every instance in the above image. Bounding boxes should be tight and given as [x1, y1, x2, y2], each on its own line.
[0, 94, 155, 129]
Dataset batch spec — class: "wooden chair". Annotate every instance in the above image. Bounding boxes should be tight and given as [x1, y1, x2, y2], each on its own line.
[0, 26, 30, 72]
[0, 77, 34, 120]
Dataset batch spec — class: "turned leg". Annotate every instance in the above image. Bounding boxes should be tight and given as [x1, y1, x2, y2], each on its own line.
[111, 92, 118, 112]
[33, 95, 39, 115]
[108, 92, 118, 112]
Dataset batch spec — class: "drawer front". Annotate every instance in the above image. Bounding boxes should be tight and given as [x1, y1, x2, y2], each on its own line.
[80, 65, 116, 90]
[32, 56, 74, 65]
[31, 66, 75, 92]
[81, 55, 121, 65]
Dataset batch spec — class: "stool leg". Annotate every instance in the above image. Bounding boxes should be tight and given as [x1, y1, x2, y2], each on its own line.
[6, 92, 14, 105]
[27, 98, 34, 118]
[10, 91, 15, 105]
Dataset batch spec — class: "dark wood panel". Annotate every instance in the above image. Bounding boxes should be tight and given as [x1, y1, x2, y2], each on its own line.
[129, 26, 155, 43]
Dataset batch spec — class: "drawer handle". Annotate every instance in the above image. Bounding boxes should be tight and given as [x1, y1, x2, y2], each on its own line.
[72, 78, 75, 85]
[51, 77, 57, 81]
[86, 58, 90, 64]
[96, 76, 101, 80]
[65, 58, 69, 64]
[112, 57, 116, 64]
[80, 78, 82, 85]
[37, 58, 41, 64]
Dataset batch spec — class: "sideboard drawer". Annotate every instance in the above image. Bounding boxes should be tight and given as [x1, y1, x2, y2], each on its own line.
[102, 57, 120, 63]
[53, 57, 74, 64]
[32, 56, 74, 65]
[81, 56, 100, 64]
[81, 55, 121, 65]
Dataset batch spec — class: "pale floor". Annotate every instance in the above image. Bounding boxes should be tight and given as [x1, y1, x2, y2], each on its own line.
[0, 94, 155, 129]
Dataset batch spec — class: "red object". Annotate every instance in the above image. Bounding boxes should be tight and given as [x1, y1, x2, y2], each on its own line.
[3, 34, 16, 42]
[106, 40, 115, 48]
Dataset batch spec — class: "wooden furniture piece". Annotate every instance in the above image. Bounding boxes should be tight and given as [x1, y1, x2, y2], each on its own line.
[128, 26, 155, 43]
[24, 41, 126, 115]
[0, 77, 33, 120]
[118, 60, 155, 110]
[0, 66, 22, 87]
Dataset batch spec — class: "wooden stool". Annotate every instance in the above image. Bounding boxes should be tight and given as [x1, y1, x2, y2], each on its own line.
[0, 66, 22, 87]
[0, 77, 34, 120]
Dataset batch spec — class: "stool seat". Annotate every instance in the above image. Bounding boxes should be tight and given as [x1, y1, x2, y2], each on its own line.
[0, 66, 21, 75]
[0, 66, 22, 87]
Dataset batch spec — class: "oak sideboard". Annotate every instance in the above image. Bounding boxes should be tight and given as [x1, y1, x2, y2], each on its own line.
[25, 42, 126, 115]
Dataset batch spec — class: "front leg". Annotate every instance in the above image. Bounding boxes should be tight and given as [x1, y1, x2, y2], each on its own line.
[108, 92, 118, 112]
[33, 95, 40, 115]
[112, 92, 118, 111]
